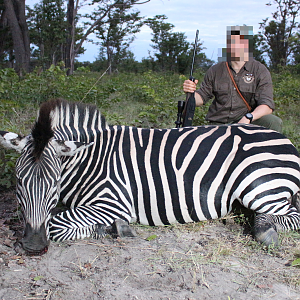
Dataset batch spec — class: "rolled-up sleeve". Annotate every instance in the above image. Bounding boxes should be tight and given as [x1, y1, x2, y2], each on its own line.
[195, 66, 215, 105]
[255, 64, 274, 110]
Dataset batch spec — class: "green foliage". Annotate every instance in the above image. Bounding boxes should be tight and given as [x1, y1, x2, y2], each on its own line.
[292, 258, 300, 267]
[76, 66, 91, 73]
[94, 7, 143, 71]
[0, 150, 19, 188]
[272, 68, 300, 151]
[27, 0, 67, 68]
[145, 15, 191, 73]
[145, 234, 157, 241]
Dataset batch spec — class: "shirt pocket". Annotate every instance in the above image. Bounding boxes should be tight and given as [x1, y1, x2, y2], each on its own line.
[213, 82, 230, 105]
[239, 83, 256, 107]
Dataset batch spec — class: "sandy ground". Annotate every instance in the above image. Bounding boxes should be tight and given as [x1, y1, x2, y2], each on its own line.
[1, 190, 300, 300]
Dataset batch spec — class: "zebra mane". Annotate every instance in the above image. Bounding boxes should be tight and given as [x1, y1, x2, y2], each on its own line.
[31, 98, 106, 159]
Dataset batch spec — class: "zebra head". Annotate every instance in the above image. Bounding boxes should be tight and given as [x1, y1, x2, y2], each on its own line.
[0, 131, 93, 255]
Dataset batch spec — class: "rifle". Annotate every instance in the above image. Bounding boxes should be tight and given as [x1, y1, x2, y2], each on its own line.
[175, 29, 199, 128]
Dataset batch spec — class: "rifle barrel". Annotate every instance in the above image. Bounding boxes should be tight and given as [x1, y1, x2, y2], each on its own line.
[190, 29, 199, 79]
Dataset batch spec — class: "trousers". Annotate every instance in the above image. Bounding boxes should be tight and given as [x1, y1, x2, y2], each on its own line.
[251, 114, 282, 133]
[209, 114, 283, 133]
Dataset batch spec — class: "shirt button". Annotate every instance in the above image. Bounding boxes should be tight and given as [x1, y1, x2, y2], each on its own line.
[234, 87, 236, 90]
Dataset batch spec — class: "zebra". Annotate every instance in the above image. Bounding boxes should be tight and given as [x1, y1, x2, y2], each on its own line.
[0, 98, 300, 255]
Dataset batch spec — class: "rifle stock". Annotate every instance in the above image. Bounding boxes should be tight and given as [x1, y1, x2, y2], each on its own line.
[182, 90, 196, 127]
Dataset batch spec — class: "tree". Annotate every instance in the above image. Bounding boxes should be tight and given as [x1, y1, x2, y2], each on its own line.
[65, 0, 80, 75]
[0, 0, 13, 67]
[95, 8, 143, 73]
[65, 0, 150, 75]
[2, 0, 30, 74]
[253, 34, 268, 65]
[27, 0, 67, 69]
[145, 15, 188, 72]
[257, 0, 300, 69]
[291, 31, 300, 64]
[146, 15, 208, 74]
[1, 0, 150, 74]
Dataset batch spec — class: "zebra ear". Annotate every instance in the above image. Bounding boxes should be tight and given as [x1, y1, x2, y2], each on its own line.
[0, 131, 31, 153]
[51, 140, 94, 157]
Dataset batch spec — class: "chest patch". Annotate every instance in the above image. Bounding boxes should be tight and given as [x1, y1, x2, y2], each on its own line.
[243, 73, 254, 84]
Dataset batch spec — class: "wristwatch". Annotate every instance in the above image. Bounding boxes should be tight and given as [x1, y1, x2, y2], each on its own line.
[245, 113, 253, 123]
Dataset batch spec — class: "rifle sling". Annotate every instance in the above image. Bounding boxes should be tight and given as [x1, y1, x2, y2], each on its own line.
[225, 62, 251, 112]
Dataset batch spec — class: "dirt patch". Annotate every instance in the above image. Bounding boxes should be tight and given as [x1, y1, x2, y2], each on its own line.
[0, 191, 300, 300]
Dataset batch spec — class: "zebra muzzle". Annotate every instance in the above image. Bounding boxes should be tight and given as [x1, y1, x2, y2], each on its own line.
[20, 222, 50, 255]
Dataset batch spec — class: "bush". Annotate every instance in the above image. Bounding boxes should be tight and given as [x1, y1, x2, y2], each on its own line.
[0, 150, 19, 188]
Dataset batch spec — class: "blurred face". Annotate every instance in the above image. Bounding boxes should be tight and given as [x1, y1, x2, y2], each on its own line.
[227, 34, 249, 61]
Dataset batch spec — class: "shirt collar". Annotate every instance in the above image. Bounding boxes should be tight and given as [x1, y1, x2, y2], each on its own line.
[244, 60, 253, 72]
[228, 60, 252, 72]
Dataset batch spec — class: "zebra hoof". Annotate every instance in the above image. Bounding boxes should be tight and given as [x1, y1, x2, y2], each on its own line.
[254, 227, 279, 247]
[108, 219, 137, 238]
[253, 214, 279, 247]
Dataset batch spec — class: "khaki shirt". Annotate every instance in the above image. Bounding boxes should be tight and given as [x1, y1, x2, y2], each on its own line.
[196, 60, 274, 123]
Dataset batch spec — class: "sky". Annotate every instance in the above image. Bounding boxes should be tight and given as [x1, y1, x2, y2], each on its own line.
[27, 0, 276, 63]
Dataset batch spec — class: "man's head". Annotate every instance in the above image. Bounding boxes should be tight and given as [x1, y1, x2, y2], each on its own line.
[227, 25, 253, 62]
[218, 25, 253, 62]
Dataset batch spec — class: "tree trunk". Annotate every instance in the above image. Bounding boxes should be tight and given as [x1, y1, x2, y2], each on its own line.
[3, 0, 30, 74]
[0, 6, 10, 61]
[65, 0, 74, 75]
[65, 0, 80, 75]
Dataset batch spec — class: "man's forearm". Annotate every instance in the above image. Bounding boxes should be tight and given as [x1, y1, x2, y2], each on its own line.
[194, 91, 204, 106]
[251, 104, 273, 121]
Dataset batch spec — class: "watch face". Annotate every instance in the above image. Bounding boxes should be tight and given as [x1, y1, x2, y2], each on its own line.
[245, 113, 253, 122]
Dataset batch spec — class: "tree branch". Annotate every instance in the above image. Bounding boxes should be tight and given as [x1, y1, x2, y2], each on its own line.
[74, 0, 138, 55]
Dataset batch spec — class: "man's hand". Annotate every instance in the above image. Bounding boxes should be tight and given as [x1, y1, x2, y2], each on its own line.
[238, 116, 251, 124]
[183, 79, 198, 93]
[183, 79, 204, 107]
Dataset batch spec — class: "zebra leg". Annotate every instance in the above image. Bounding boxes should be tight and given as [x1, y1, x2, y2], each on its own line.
[253, 210, 300, 246]
[253, 214, 279, 246]
[105, 219, 137, 238]
[49, 205, 134, 242]
[290, 191, 300, 212]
